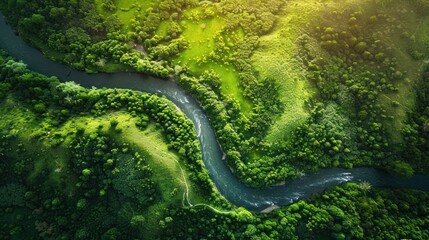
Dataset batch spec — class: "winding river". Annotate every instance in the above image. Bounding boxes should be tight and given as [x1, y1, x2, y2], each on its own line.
[1, 14, 428, 211]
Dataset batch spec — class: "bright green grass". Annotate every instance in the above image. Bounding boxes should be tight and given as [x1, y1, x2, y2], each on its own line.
[154, 20, 172, 39]
[251, 0, 321, 143]
[173, 17, 252, 114]
[183, 59, 252, 114]
[177, 17, 223, 58]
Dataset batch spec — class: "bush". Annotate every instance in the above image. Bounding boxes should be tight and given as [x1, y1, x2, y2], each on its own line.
[387, 160, 414, 177]
[34, 103, 46, 113]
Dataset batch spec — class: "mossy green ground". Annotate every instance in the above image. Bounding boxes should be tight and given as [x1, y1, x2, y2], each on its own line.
[0, 96, 205, 239]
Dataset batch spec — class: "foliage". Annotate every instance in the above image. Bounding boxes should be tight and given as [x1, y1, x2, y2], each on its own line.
[111, 153, 156, 205]
[163, 183, 429, 239]
[280, 7, 423, 175]
[0, 0, 429, 238]
[0, 50, 216, 239]
[402, 64, 429, 174]
[0, 183, 26, 207]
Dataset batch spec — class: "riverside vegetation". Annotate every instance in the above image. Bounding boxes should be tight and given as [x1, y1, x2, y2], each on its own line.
[1, 47, 428, 240]
[0, 50, 230, 239]
[0, 0, 429, 239]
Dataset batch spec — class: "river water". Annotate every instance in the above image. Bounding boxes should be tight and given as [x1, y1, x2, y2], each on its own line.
[1, 13, 428, 211]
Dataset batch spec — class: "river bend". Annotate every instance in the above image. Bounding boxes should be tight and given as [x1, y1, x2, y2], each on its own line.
[1, 14, 428, 211]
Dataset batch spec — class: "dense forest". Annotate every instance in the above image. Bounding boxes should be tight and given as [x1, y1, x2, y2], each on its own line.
[1, 0, 428, 187]
[0, 0, 429, 239]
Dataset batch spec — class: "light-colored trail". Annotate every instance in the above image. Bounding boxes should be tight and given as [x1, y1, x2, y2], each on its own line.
[173, 157, 233, 214]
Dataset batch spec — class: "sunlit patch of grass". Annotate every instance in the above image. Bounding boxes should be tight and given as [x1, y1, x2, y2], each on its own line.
[178, 17, 223, 58]
[252, 0, 320, 143]
[154, 20, 172, 39]
[173, 16, 252, 114]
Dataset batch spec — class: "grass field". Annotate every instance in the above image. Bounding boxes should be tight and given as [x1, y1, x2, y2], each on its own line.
[177, 17, 223, 60]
